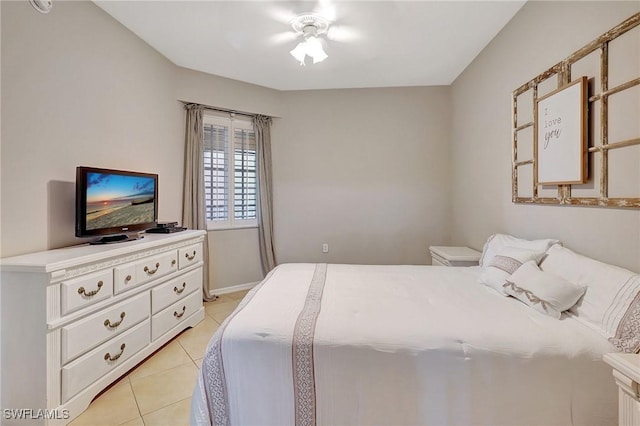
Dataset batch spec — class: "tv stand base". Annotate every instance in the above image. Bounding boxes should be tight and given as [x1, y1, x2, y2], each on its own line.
[90, 234, 143, 245]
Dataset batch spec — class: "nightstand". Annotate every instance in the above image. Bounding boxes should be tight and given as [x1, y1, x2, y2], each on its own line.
[603, 353, 640, 426]
[429, 246, 481, 267]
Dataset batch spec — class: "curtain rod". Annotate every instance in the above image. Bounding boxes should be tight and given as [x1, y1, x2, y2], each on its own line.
[181, 101, 265, 119]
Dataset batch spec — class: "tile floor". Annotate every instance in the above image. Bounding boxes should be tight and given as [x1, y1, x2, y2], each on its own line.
[68, 290, 250, 426]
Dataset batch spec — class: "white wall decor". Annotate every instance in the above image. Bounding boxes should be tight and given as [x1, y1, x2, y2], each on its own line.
[536, 76, 588, 185]
[512, 13, 640, 208]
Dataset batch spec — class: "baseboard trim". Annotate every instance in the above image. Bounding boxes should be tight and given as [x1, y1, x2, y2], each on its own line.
[209, 281, 259, 298]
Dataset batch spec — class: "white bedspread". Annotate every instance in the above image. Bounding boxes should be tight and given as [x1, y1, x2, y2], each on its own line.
[191, 263, 618, 426]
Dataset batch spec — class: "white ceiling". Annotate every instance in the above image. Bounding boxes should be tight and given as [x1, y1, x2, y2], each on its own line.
[93, 0, 526, 91]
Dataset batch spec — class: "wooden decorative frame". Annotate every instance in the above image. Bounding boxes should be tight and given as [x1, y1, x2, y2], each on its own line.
[512, 13, 640, 208]
[536, 77, 588, 185]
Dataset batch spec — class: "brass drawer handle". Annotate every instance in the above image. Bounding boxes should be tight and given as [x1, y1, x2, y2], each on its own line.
[143, 262, 160, 275]
[104, 312, 126, 329]
[174, 283, 186, 294]
[78, 281, 103, 297]
[125, 274, 132, 283]
[185, 251, 197, 261]
[104, 343, 126, 362]
[174, 306, 186, 318]
[171, 259, 177, 267]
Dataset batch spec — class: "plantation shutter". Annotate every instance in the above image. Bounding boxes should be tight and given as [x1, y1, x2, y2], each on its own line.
[233, 127, 257, 220]
[203, 122, 228, 221]
[203, 114, 257, 227]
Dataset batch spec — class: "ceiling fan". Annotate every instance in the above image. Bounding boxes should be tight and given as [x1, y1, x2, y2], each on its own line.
[267, 4, 360, 66]
[289, 14, 330, 65]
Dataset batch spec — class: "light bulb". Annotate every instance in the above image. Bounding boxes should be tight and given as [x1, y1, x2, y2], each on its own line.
[290, 41, 307, 66]
[305, 36, 328, 63]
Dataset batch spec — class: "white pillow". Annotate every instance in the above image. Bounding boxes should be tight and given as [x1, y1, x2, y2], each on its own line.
[503, 260, 586, 319]
[479, 246, 546, 295]
[540, 245, 640, 353]
[479, 233, 560, 267]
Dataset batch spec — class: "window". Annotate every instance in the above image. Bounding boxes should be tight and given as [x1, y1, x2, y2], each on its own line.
[203, 114, 257, 229]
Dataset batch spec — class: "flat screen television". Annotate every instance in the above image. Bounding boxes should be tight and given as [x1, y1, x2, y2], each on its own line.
[75, 166, 158, 244]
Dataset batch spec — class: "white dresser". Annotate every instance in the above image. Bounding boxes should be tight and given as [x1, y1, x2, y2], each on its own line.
[604, 353, 640, 426]
[0, 230, 206, 425]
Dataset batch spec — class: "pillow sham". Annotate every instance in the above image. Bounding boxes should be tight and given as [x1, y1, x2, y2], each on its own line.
[540, 244, 640, 353]
[479, 233, 560, 267]
[479, 246, 546, 295]
[503, 260, 586, 319]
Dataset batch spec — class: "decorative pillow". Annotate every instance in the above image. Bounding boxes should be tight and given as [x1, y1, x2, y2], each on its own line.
[503, 260, 586, 319]
[479, 233, 560, 267]
[540, 244, 640, 353]
[479, 246, 546, 295]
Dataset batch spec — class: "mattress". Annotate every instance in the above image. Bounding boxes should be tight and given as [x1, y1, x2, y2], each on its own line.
[191, 263, 618, 425]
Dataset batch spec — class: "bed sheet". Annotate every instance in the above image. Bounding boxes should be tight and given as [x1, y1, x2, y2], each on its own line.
[192, 263, 617, 426]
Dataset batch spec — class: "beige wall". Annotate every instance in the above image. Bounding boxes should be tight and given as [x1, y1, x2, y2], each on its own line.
[0, 0, 3, 411]
[1, 1, 183, 257]
[208, 228, 264, 290]
[450, 1, 640, 272]
[175, 67, 283, 118]
[273, 87, 452, 265]
[201, 84, 454, 289]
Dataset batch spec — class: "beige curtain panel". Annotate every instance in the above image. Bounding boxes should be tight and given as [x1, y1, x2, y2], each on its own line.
[254, 115, 277, 274]
[183, 104, 214, 301]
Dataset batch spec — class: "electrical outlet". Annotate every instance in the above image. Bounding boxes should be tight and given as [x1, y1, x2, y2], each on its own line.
[322, 243, 329, 253]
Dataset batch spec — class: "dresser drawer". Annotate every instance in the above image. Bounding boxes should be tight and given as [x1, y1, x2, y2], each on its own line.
[151, 291, 201, 341]
[135, 251, 178, 285]
[61, 270, 114, 315]
[151, 268, 202, 315]
[113, 263, 138, 295]
[178, 243, 202, 269]
[431, 252, 450, 266]
[62, 320, 150, 402]
[61, 292, 150, 364]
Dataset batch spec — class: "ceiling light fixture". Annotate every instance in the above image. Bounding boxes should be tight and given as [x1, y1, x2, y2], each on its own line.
[290, 14, 330, 66]
[29, 0, 53, 14]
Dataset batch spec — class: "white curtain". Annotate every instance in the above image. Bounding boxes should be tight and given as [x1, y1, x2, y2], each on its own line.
[182, 104, 214, 301]
[254, 115, 277, 274]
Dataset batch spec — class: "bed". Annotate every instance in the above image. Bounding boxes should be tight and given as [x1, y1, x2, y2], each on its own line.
[191, 236, 640, 426]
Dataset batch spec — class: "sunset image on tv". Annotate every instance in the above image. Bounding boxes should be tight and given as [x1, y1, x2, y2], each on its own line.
[86, 172, 155, 230]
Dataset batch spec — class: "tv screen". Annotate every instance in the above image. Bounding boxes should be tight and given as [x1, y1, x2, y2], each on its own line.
[76, 167, 158, 242]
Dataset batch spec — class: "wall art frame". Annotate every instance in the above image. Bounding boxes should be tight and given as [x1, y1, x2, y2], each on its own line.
[512, 13, 640, 208]
[536, 76, 588, 185]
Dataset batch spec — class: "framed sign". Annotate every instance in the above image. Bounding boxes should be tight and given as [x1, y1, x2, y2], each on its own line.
[535, 76, 588, 185]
